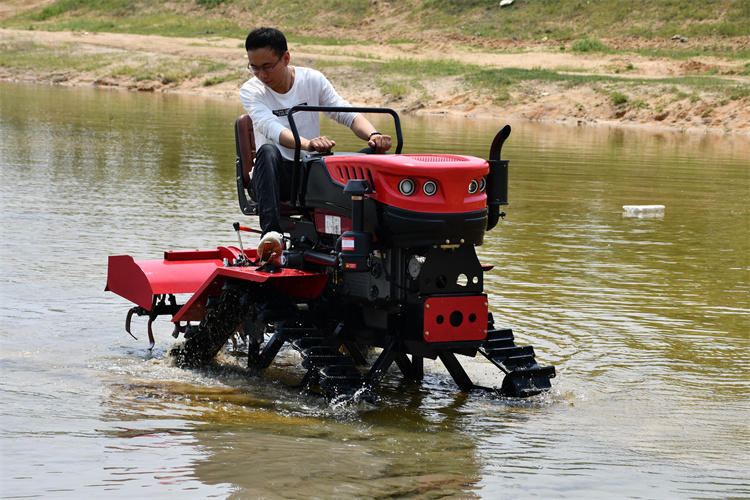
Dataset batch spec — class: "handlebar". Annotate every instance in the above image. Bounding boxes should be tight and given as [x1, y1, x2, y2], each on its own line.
[287, 106, 404, 207]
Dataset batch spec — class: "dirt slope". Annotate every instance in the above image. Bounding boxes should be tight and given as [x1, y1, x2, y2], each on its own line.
[2, 26, 749, 135]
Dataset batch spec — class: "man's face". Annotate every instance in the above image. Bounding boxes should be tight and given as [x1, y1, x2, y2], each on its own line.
[247, 47, 289, 91]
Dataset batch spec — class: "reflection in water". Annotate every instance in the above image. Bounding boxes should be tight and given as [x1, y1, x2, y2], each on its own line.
[95, 358, 488, 499]
[1, 81, 749, 498]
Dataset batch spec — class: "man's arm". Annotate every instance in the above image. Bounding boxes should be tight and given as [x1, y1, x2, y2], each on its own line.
[278, 129, 336, 153]
[350, 115, 392, 154]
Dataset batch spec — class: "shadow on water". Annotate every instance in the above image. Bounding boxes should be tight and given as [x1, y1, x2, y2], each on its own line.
[1, 81, 749, 499]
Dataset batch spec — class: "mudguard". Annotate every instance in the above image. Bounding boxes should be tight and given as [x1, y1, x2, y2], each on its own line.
[106, 246, 328, 322]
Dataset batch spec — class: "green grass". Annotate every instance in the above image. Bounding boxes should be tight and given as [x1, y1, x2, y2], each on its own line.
[287, 35, 363, 46]
[571, 39, 613, 54]
[370, 57, 469, 78]
[319, 50, 750, 106]
[3, 0, 748, 110]
[610, 91, 629, 106]
[2, 0, 748, 52]
[13, 1, 247, 39]
[0, 39, 122, 72]
[4, 31, 746, 106]
[0, 38, 242, 87]
[202, 71, 243, 86]
[419, 0, 750, 40]
[633, 46, 750, 61]
[376, 77, 412, 100]
[197, 0, 226, 7]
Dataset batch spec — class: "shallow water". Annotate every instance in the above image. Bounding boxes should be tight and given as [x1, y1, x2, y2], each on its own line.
[1, 81, 749, 499]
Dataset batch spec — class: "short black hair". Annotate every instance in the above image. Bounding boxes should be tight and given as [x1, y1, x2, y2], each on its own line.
[245, 27, 288, 57]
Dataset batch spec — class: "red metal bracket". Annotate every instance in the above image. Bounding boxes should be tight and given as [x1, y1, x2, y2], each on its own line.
[423, 295, 488, 342]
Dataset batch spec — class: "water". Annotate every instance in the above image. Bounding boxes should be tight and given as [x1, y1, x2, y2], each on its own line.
[1, 81, 749, 499]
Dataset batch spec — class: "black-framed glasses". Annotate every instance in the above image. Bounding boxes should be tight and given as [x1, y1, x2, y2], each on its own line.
[247, 55, 283, 75]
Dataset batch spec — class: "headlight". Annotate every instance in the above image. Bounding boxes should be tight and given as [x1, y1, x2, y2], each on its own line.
[479, 177, 487, 192]
[468, 179, 479, 194]
[399, 178, 416, 195]
[423, 180, 437, 196]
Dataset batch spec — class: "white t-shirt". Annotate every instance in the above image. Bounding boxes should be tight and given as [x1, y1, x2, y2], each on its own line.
[239, 66, 359, 161]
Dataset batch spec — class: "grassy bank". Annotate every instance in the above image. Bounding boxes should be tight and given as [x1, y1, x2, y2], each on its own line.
[1, 0, 749, 133]
[0, 36, 245, 88]
[3, 34, 747, 105]
[2, 0, 749, 54]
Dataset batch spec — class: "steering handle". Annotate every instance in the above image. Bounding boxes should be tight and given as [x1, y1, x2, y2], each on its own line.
[287, 106, 403, 207]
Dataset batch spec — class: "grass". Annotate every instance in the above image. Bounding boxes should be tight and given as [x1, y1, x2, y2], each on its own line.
[0, 37, 243, 88]
[14, 2, 246, 39]
[610, 91, 629, 106]
[376, 78, 412, 100]
[0, 39, 122, 72]
[4, 29, 746, 107]
[633, 46, 750, 61]
[419, 0, 750, 40]
[2, 0, 747, 120]
[571, 39, 614, 54]
[2, 0, 748, 51]
[316, 52, 750, 107]
[202, 71, 244, 86]
[368, 57, 469, 78]
[197, 0, 226, 7]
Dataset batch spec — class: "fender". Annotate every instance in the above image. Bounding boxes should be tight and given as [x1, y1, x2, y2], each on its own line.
[106, 247, 328, 319]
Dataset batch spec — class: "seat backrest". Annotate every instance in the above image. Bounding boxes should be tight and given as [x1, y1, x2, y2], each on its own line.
[235, 114, 256, 187]
[234, 114, 305, 219]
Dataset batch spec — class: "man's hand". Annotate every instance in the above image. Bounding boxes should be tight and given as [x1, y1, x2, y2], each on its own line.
[368, 134, 392, 154]
[306, 136, 336, 153]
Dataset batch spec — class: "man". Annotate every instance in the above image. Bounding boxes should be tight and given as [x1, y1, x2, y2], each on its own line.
[239, 27, 392, 263]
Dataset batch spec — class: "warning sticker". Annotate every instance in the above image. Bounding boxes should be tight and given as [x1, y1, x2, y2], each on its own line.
[325, 215, 342, 235]
[342, 237, 355, 250]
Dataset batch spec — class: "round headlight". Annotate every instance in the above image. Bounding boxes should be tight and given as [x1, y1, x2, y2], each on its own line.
[479, 177, 487, 192]
[399, 178, 416, 196]
[423, 180, 437, 196]
[468, 179, 479, 194]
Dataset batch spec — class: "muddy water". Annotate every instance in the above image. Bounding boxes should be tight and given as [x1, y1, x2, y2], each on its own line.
[1, 81, 748, 499]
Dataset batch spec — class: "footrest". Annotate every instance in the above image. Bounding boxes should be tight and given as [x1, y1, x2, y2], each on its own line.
[318, 364, 367, 398]
[291, 337, 329, 350]
[301, 353, 354, 369]
[482, 345, 537, 370]
[501, 366, 557, 397]
[480, 327, 556, 398]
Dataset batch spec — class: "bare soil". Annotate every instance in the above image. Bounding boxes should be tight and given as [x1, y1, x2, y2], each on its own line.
[2, 25, 749, 135]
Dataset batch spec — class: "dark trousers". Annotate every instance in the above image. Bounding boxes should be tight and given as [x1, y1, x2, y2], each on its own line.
[250, 144, 293, 235]
[250, 143, 379, 235]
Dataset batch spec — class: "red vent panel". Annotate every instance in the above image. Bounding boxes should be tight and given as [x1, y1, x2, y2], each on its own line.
[401, 155, 472, 163]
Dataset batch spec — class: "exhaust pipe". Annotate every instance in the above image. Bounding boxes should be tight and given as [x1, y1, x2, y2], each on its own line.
[486, 125, 511, 231]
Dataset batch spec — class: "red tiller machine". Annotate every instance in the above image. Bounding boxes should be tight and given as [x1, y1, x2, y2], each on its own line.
[106, 106, 555, 402]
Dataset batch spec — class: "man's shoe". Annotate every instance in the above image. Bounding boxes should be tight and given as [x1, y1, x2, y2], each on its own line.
[257, 231, 284, 266]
